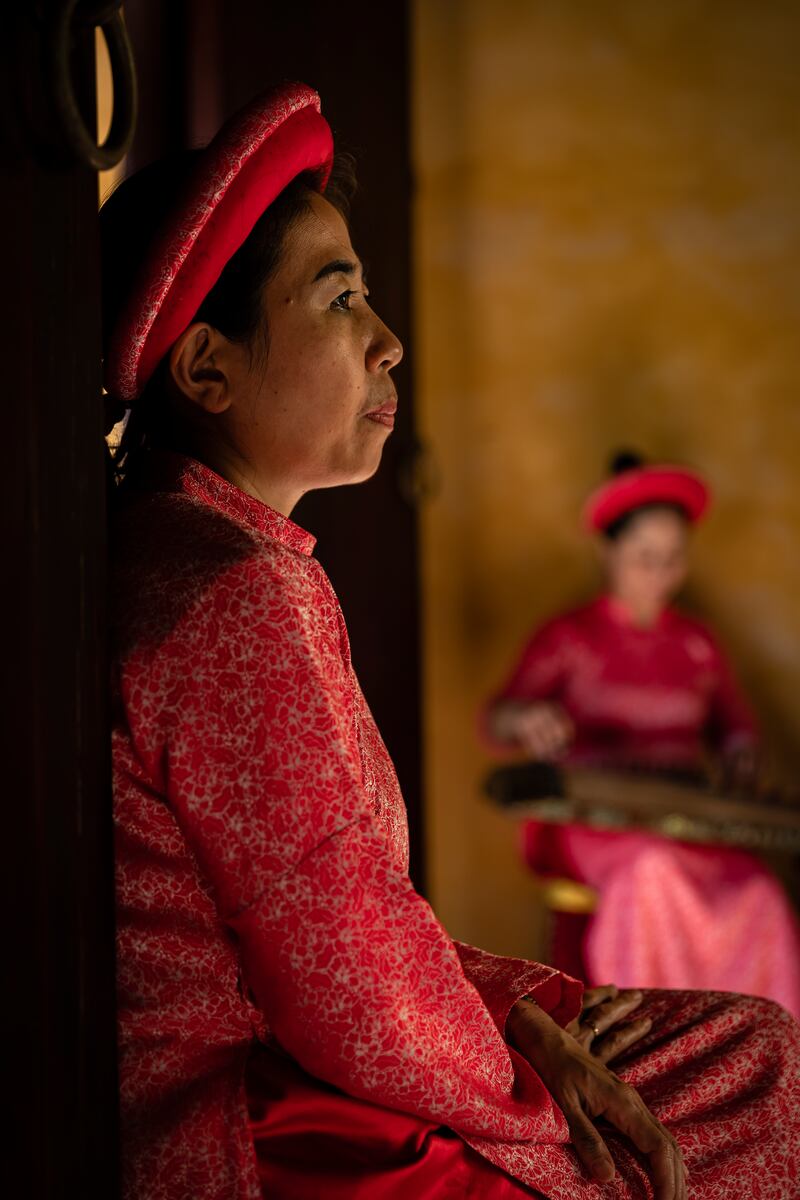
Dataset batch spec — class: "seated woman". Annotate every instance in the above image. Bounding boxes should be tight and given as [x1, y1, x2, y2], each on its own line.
[485, 453, 800, 1019]
[103, 86, 799, 1200]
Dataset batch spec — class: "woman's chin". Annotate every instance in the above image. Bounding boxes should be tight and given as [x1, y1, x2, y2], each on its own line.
[317, 449, 386, 491]
[350, 441, 390, 484]
[350, 456, 384, 485]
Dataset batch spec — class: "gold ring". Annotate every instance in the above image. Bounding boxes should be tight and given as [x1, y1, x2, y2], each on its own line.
[588, 1021, 601, 1038]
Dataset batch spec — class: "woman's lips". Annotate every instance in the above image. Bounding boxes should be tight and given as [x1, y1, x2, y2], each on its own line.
[364, 401, 397, 429]
[365, 411, 396, 428]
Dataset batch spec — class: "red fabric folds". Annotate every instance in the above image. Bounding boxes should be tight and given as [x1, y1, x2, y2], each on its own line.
[246, 1045, 543, 1199]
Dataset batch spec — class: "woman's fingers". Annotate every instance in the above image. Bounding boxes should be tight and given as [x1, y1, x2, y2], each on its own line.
[509, 998, 683, 1200]
[515, 712, 544, 756]
[515, 703, 573, 760]
[555, 709, 575, 745]
[519, 715, 555, 756]
[566, 985, 621, 1040]
[564, 1103, 616, 1184]
[603, 1085, 686, 1200]
[543, 707, 573, 752]
[520, 730, 555, 759]
[569, 989, 649, 1056]
[593, 1016, 652, 1064]
[567, 1072, 684, 1198]
[581, 984, 619, 1010]
[593, 988, 644, 1030]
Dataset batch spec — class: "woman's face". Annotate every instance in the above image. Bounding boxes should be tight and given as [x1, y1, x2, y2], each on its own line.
[194, 191, 403, 511]
[603, 508, 689, 618]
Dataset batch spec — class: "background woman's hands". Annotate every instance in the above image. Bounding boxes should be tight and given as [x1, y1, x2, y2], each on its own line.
[716, 744, 760, 793]
[491, 700, 574, 759]
[507, 995, 686, 1200]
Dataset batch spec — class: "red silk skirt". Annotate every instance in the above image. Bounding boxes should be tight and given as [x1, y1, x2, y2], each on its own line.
[246, 1044, 543, 1199]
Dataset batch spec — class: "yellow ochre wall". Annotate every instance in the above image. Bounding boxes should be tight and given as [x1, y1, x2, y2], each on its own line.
[412, 0, 800, 958]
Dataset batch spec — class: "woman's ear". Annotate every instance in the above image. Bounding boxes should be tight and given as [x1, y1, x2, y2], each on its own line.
[168, 323, 232, 414]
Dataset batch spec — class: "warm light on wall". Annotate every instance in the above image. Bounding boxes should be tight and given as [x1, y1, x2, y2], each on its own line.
[414, 0, 800, 959]
[96, 23, 126, 204]
[97, 17, 128, 449]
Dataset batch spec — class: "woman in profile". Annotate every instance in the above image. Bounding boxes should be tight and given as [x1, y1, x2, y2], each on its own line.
[103, 86, 798, 1199]
[486, 452, 800, 1017]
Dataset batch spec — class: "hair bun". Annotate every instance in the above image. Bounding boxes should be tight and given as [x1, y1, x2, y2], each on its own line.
[609, 449, 645, 476]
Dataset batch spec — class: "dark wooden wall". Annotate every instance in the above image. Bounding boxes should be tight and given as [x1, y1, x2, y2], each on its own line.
[3, 8, 117, 1196]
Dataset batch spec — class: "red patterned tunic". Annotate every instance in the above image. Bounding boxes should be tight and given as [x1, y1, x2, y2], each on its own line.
[493, 595, 757, 769]
[112, 454, 800, 1199]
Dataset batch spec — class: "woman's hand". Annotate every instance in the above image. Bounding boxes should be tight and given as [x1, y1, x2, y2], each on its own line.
[507, 998, 686, 1200]
[718, 744, 760, 793]
[566, 984, 652, 1064]
[492, 700, 574, 759]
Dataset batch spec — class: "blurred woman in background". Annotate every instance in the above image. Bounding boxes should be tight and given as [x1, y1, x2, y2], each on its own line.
[486, 452, 800, 1019]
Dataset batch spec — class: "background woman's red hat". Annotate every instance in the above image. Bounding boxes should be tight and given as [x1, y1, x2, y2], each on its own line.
[584, 463, 711, 531]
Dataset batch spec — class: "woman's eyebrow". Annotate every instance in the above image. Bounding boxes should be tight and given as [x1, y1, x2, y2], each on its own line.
[312, 258, 363, 283]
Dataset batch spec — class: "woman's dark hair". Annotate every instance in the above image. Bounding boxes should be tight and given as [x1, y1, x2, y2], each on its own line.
[101, 150, 356, 489]
[602, 448, 687, 540]
[609, 449, 644, 476]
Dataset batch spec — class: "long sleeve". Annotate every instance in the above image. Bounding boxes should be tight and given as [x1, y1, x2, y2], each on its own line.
[481, 616, 572, 750]
[120, 545, 582, 1145]
[455, 942, 580, 1036]
[494, 618, 571, 705]
[704, 634, 759, 754]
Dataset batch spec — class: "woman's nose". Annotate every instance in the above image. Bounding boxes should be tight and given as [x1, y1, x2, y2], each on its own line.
[367, 315, 403, 373]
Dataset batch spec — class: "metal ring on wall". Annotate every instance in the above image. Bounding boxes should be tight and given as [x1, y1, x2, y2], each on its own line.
[49, 0, 138, 171]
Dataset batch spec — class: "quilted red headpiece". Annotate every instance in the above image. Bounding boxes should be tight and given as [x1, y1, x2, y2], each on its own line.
[105, 83, 334, 403]
[584, 464, 710, 532]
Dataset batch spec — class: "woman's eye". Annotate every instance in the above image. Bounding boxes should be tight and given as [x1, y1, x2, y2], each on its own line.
[331, 289, 355, 311]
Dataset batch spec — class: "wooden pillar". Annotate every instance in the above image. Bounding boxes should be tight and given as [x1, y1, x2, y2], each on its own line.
[2, 7, 118, 1195]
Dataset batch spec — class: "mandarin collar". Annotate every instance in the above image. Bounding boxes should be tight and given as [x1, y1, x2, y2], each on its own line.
[597, 593, 672, 633]
[138, 451, 316, 556]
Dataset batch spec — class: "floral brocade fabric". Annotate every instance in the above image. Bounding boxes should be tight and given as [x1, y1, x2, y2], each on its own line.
[112, 454, 800, 1200]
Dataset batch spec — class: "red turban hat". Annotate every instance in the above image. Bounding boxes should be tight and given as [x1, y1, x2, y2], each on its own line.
[105, 83, 333, 403]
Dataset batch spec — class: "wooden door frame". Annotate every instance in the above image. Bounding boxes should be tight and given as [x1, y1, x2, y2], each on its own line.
[3, 7, 118, 1195]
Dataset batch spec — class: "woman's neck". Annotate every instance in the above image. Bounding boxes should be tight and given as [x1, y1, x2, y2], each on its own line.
[607, 593, 665, 630]
[181, 432, 304, 518]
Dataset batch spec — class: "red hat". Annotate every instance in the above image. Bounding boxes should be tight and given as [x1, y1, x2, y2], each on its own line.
[105, 83, 334, 403]
[583, 463, 711, 532]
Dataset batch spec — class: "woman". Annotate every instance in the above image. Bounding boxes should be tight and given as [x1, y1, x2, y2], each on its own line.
[104, 86, 798, 1199]
[486, 453, 800, 1017]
